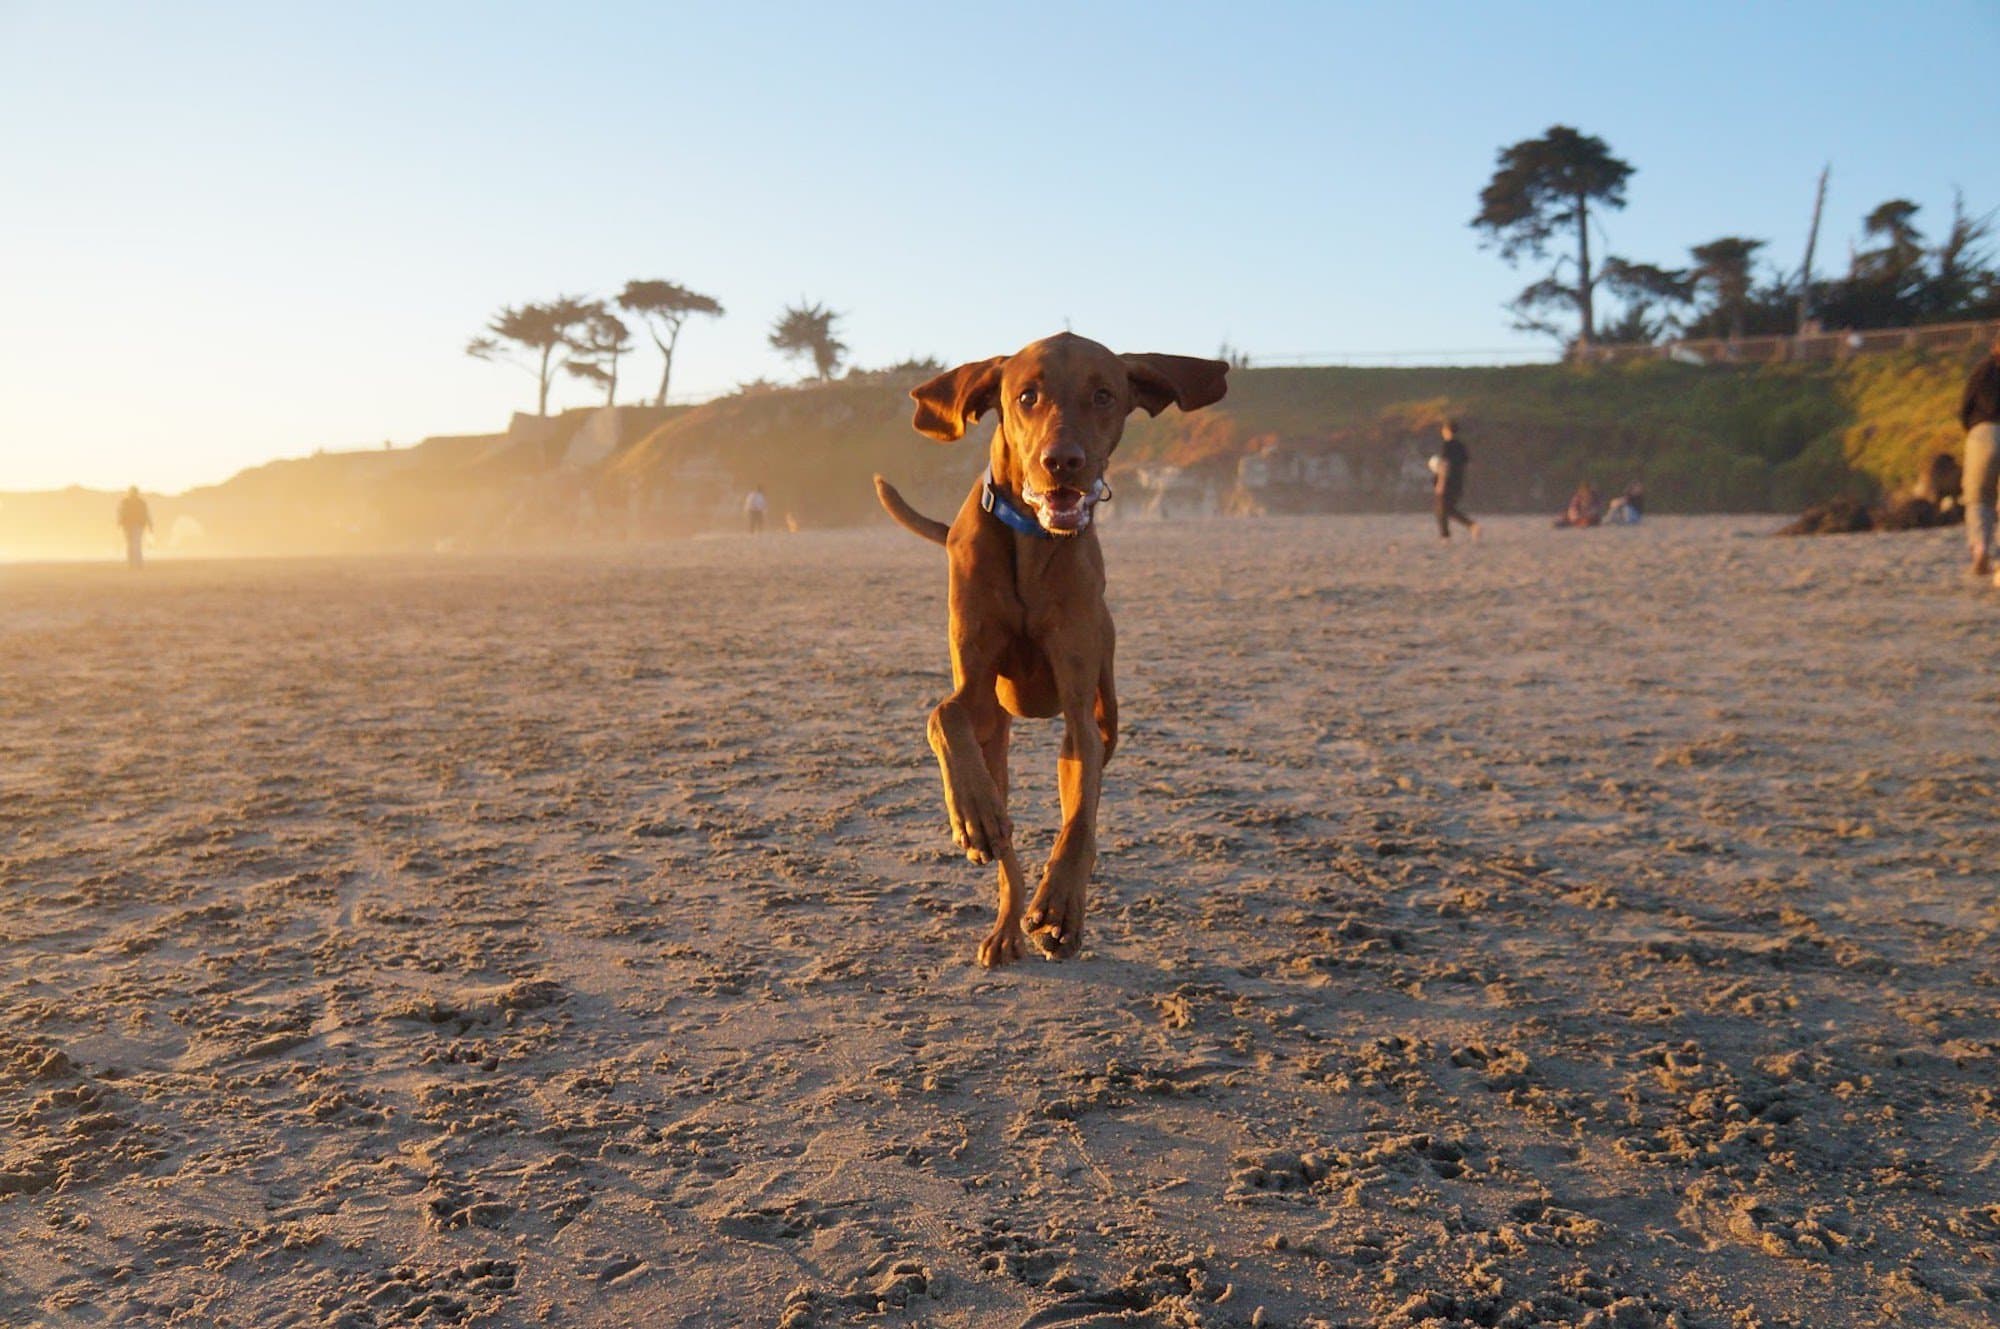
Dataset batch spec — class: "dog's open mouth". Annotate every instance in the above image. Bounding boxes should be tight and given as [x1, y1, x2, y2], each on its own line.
[1023, 483, 1104, 535]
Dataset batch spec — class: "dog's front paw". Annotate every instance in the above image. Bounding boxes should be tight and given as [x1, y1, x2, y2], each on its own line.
[948, 802, 1012, 865]
[978, 922, 1026, 968]
[1023, 888, 1084, 960]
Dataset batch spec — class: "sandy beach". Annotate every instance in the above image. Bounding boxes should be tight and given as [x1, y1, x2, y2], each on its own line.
[3, 514, 1996, 1328]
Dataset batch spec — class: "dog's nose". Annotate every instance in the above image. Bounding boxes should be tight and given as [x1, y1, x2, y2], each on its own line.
[1041, 447, 1085, 481]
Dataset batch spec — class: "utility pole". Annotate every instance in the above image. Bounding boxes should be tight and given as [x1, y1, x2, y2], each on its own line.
[1796, 164, 1830, 335]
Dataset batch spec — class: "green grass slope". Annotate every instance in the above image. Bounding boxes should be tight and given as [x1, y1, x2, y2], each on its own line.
[614, 349, 1979, 523]
[608, 377, 985, 530]
[4, 350, 1974, 560]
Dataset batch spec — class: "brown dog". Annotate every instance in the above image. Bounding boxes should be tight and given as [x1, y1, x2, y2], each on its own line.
[874, 333, 1228, 965]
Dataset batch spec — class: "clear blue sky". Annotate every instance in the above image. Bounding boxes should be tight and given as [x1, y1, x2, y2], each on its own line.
[2, 1, 1995, 492]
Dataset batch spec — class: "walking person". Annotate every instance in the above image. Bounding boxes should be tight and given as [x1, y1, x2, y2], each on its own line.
[744, 484, 768, 536]
[116, 486, 152, 568]
[1960, 336, 2000, 579]
[1432, 420, 1479, 541]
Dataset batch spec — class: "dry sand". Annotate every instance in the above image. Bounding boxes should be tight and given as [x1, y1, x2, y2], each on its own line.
[2, 514, 1997, 1329]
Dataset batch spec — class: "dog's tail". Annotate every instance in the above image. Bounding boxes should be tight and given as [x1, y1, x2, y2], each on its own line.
[873, 475, 949, 546]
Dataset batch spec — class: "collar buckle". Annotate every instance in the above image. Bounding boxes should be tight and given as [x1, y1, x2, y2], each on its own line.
[981, 466, 1053, 539]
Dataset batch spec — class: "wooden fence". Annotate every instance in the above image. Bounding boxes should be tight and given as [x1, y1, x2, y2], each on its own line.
[1581, 318, 2000, 367]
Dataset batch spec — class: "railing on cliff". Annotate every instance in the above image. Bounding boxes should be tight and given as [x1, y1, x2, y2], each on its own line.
[1245, 347, 1563, 368]
[1578, 317, 2000, 367]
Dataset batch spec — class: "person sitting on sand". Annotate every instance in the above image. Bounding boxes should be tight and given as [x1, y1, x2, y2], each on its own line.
[1779, 451, 1967, 537]
[1959, 334, 2000, 578]
[1605, 480, 1645, 526]
[117, 486, 152, 568]
[1917, 452, 1963, 517]
[1554, 481, 1604, 529]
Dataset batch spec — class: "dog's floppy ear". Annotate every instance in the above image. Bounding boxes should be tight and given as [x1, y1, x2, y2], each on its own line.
[910, 356, 1008, 442]
[1121, 354, 1230, 417]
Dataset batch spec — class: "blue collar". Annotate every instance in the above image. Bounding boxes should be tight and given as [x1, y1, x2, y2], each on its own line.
[981, 466, 1052, 539]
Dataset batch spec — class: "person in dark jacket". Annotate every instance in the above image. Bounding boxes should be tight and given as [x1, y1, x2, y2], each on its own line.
[116, 486, 152, 569]
[1432, 420, 1478, 540]
[1961, 336, 2000, 577]
[1606, 479, 1645, 525]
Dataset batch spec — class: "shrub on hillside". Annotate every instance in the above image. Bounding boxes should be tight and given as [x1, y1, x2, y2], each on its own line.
[1648, 445, 1771, 512]
[1771, 433, 1874, 513]
[1836, 349, 1974, 492]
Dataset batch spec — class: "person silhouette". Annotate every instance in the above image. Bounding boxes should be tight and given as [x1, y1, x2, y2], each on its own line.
[1555, 480, 1605, 528]
[1606, 480, 1646, 525]
[1433, 420, 1478, 540]
[1959, 334, 2000, 578]
[116, 486, 153, 568]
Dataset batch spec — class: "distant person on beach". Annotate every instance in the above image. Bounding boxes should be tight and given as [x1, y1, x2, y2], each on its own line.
[116, 486, 152, 568]
[1555, 481, 1604, 529]
[745, 485, 767, 535]
[1959, 335, 2000, 577]
[1606, 480, 1645, 525]
[1431, 420, 1478, 540]
[1916, 452, 1963, 518]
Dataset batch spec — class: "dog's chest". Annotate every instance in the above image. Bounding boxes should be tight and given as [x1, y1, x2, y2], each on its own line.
[1008, 547, 1104, 633]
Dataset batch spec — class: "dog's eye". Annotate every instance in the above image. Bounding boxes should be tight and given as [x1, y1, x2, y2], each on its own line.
[1092, 388, 1115, 408]
[1017, 387, 1039, 408]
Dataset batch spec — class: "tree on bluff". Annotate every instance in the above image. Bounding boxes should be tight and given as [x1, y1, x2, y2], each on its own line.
[563, 308, 635, 407]
[769, 301, 847, 381]
[1927, 191, 1997, 320]
[1855, 200, 1925, 292]
[1472, 125, 1635, 347]
[1597, 259, 1692, 344]
[619, 280, 725, 406]
[466, 296, 599, 416]
[1815, 194, 1999, 331]
[1687, 237, 1768, 341]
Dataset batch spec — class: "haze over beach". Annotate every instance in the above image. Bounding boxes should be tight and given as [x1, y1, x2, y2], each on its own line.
[1, 2, 1995, 502]
[5, 4, 2000, 1329]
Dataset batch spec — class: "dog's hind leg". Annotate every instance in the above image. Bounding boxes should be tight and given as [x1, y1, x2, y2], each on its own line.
[1094, 647, 1118, 765]
[976, 714, 1031, 967]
